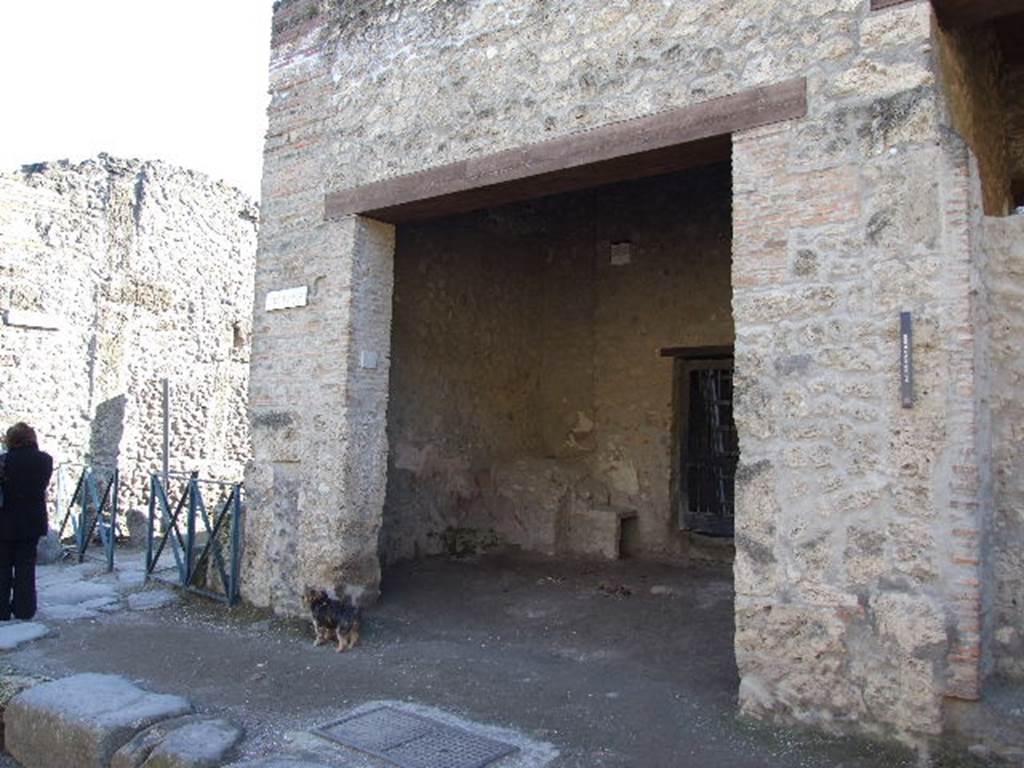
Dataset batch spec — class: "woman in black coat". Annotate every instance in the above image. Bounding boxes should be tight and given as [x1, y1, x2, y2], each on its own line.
[0, 423, 53, 620]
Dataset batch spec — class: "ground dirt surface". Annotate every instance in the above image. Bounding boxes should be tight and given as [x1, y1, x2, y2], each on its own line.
[0, 552, 1003, 767]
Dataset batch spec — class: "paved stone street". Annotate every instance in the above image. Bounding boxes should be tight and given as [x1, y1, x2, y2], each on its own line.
[0, 551, 1011, 767]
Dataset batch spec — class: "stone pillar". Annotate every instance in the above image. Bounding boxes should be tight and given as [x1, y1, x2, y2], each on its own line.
[244, 216, 395, 613]
[730, 108, 989, 740]
[244, 0, 397, 614]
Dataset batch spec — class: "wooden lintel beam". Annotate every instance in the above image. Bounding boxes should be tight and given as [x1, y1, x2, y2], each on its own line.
[660, 346, 735, 360]
[325, 78, 807, 223]
[870, 0, 917, 10]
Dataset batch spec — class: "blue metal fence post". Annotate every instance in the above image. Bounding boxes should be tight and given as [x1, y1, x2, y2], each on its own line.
[229, 484, 242, 605]
[54, 465, 63, 539]
[146, 474, 156, 577]
[185, 473, 198, 587]
[76, 469, 89, 563]
[106, 469, 118, 572]
[152, 479, 186, 582]
[59, 469, 84, 543]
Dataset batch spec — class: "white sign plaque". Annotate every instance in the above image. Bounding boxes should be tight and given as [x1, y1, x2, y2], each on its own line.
[3, 309, 62, 330]
[265, 286, 308, 312]
[610, 241, 633, 266]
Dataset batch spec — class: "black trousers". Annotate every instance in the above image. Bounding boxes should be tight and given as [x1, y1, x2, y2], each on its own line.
[0, 538, 38, 620]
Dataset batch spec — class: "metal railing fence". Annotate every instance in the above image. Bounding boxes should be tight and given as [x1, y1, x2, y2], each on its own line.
[145, 471, 243, 605]
[56, 464, 120, 570]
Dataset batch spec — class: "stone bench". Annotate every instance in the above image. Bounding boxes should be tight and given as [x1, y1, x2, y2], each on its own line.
[565, 505, 638, 560]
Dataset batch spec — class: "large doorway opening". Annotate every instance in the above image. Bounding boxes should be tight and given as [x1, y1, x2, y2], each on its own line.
[380, 163, 735, 566]
[376, 161, 740, 733]
[313, 81, 809, 748]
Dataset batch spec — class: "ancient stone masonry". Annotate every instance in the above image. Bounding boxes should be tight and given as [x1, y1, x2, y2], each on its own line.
[0, 156, 257, 521]
[985, 214, 1024, 680]
[250, 0, 1024, 748]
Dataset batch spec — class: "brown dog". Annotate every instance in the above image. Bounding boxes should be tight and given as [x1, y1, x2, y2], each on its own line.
[302, 587, 361, 652]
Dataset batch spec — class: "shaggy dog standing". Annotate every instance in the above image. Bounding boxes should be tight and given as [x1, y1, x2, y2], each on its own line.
[302, 587, 361, 652]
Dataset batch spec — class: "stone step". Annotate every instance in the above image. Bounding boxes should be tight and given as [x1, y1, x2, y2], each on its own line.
[5, 673, 193, 768]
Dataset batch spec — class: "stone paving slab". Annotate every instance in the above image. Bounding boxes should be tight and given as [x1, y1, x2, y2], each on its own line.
[118, 570, 148, 588]
[33, 554, 176, 626]
[40, 595, 124, 622]
[38, 580, 118, 606]
[0, 673, 49, 727]
[95, 564, 147, 588]
[128, 589, 179, 612]
[229, 760, 337, 768]
[112, 715, 244, 768]
[82, 595, 122, 611]
[36, 561, 106, 586]
[143, 718, 244, 768]
[37, 604, 99, 621]
[0, 623, 49, 651]
[5, 673, 193, 768]
[113, 715, 205, 768]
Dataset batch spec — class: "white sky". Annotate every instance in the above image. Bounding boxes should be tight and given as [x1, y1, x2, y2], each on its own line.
[0, 1, 273, 199]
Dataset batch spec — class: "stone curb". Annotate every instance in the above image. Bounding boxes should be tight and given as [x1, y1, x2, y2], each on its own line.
[2, 671, 249, 768]
[0, 624, 50, 652]
[5, 673, 198, 768]
[0, 673, 49, 752]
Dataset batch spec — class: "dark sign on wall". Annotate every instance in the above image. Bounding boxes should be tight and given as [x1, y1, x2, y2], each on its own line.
[900, 311, 914, 409]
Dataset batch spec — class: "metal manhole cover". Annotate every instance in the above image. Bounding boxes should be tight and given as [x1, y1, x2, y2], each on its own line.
[314, 706, 519, 768]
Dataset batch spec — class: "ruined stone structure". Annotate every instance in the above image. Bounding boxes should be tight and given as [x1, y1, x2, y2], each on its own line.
[247, 0, 1024, 745]
[0, 156, 257, 517]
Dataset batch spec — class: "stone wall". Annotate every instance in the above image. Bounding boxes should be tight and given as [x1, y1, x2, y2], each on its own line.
[731, 119, 983, 743]
[382, 168, 732, 564]
[728, 4, 1002, 740]
[0, 156, 257, 518]
[251, 0, 1018, 744]
[383, 206, 546, 562]
[936, 23, 1014, 215]
[986, 214, 1024, 680]
[1008, 70, 1024, 197]
[588, 168, 734, 557]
